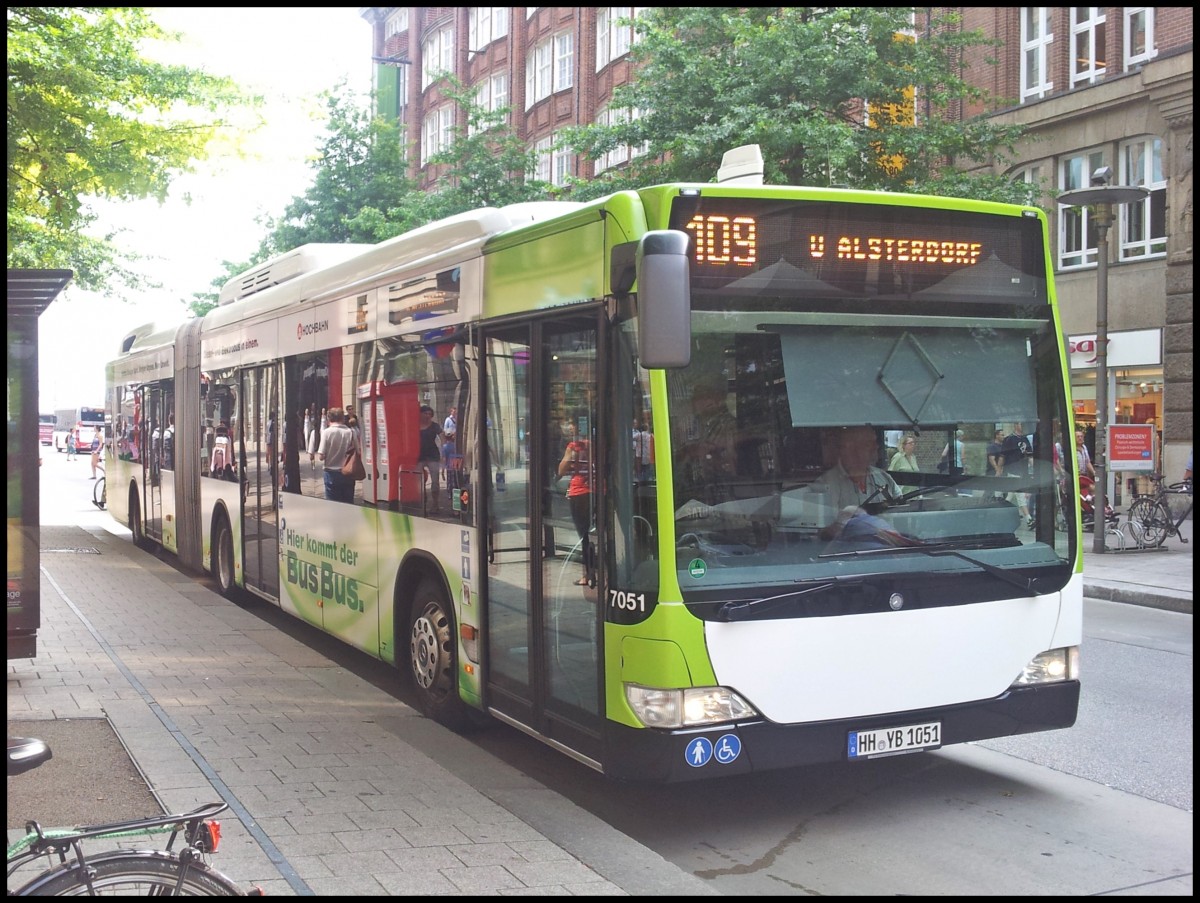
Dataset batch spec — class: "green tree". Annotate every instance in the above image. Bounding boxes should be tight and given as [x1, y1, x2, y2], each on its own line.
[564, 8, 1039, 205]
[7, 7, 252, 292]
[256, 84, 415, 257]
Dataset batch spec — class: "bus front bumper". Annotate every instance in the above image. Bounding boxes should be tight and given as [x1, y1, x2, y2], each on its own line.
[603, 681, 1080, 783]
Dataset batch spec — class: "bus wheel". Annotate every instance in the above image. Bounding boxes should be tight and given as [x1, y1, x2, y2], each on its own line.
[408, 578, 469, 730]
[128, 490, 147, 549]
[212, 517, 236, 598]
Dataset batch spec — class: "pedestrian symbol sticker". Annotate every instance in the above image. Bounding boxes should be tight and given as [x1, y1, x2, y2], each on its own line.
[685, 737, 712, 767]
[714, 733, 741, 764]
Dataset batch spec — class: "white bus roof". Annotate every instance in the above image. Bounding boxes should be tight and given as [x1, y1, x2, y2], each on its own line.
[204, 202, 580, 333]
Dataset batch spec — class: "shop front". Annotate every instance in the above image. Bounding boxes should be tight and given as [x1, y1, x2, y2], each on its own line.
[1069, 328, 1163, 509]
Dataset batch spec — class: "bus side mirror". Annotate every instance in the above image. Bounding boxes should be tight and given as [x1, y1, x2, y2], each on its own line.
[636, 230, 691, 369]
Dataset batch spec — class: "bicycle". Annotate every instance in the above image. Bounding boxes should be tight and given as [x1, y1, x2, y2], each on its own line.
[1127, 474, 1192, 548]
[7, 736, 259, 896]
[92, 465, 106, 510]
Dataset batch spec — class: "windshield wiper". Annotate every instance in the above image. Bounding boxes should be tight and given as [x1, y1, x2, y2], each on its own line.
[819, 541, 1041, 595]
[717, 575, 866, 622]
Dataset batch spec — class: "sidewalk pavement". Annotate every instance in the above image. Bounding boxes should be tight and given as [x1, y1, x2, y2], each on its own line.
[8, 515, 1190, 895]
[9, 524, 715, 896]
[1082, 510, 1192, 614]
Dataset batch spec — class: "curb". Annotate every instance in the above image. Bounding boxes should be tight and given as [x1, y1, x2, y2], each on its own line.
[1083, 580, 1193, 615]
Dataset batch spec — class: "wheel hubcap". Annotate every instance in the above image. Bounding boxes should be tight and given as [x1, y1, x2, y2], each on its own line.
[411, 607, 443, 691]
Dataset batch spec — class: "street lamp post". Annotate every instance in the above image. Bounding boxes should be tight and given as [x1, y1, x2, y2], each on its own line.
[1058, 168, 1149, 554]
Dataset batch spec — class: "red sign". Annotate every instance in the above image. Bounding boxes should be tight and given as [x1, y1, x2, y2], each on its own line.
[1108, 424, 1155, 472]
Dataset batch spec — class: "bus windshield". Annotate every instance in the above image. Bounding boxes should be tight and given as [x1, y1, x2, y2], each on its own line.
[666, 307, 1072, 607]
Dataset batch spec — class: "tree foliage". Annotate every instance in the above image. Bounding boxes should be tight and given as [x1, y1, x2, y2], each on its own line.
[7, 7, 252, 291]
[564, 7, 1039, 205]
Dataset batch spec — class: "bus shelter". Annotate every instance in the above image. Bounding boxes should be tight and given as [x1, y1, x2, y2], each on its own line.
[8, 268, 73, 659]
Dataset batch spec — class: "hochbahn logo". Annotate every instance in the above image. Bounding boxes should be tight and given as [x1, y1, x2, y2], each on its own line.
[297, 319, 330, 340]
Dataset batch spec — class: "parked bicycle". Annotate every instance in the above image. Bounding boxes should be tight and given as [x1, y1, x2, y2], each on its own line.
[1127, 474, 1192, 548]
[7, 736, 259, 896]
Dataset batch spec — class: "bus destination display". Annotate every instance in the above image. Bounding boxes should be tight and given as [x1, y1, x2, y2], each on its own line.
[671, 196, 1046, 303]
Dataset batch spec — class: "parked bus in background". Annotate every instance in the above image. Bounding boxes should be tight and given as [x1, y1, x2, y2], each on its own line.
[105, 146, 1081, 783]
[38, 413, 56, 446]
[53, 406, 105, 453]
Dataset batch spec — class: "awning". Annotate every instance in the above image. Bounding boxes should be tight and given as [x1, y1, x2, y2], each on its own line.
[8, 268, 74, 316]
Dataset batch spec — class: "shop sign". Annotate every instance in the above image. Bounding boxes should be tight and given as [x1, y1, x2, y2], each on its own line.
[1069, 328, 1160, 370]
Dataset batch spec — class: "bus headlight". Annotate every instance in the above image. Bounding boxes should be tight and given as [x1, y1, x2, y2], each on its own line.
[625, 684, 757, 729]
[1011, 646, 1079, 686]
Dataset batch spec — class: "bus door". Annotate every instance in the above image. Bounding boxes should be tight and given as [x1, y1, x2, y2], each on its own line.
[240, 365, 281, 598]
[140, 385, 166, 543]
[481, 316, 603, 763]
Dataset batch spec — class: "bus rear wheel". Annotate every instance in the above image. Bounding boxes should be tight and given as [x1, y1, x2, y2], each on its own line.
[408, 578, 469, 730]
[212, 517, 236, 597]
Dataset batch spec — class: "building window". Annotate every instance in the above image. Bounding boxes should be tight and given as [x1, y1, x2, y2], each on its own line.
[468, 7, 509, 53]
[1123, 7, 1156, 69]
[532, 136, 553, 182]
[596, 8, 641, 71]
[552, 135, 573, 187]
[1058, 149, 1106, 270]
[421, 105, 456, 166]
[468, 73, 508, 136]
[555, 32, 574, 93]
[1070, 7, 1106, 88]
[1119, 137, 1166, 260]
[592, 106, 648, 174]
[421, 25, 455, 91]
[1012, 162, 1048, 206]
[376, 62, 408, 121]
[385, 10, 408, 39]
[1020, 7, 1053, 103]
[525, 30, 573, 109]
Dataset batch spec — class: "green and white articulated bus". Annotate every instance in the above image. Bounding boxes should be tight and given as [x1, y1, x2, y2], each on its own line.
[106, 149, 1081, 782]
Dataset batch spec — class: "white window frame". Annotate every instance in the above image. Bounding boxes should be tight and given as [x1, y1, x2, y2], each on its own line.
[1069, 7, 1107, 88]
[421, 25, 455, 91]
[1123, 8, 1157, 69]
[1119, 137, 1167, 260]
[552, 133, 573, 187]
[468, 7, 509, 53]
[1020, 7, 1054, 103]
[385, 10, 408, 39]
[468, 73, 508, 136]
[1012, 162, 1047, 206]
[525, 30, 573, 108]
[532, 135, 553, 182]
[596, 8, 647, 71]
[554, 31, 574, 92]
[1057, 149, 1106, 270]
[420, 104, 456, 167]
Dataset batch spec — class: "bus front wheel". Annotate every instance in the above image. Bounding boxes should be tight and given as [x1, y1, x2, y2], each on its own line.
[407, 578, 469, 730]
[212, 517, 236, 597]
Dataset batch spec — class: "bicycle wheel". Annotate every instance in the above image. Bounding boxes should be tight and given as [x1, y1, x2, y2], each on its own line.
[14, 849, 247, 896]
[93, 475, 107, 509]
[1127, 497, 1169, 548]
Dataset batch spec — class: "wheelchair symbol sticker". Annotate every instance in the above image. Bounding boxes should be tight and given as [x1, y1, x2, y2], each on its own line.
[714, 733, 741, 764]
[684, 734, 741, 767]
[685, 737, 712, 767]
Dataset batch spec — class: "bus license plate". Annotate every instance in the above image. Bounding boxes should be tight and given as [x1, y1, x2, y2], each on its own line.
[848, 721, 941, 759]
